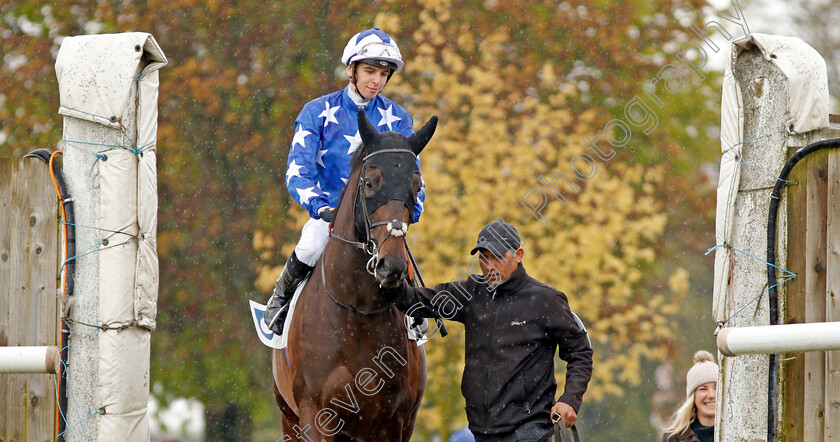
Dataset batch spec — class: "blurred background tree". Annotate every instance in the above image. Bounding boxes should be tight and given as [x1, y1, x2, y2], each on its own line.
[1, 0, 730, 439]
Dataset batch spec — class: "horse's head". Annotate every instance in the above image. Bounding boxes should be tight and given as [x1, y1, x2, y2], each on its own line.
[353, 109, 437, 287]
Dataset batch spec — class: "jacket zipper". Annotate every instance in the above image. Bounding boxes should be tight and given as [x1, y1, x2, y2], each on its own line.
[520, 372, 531, 414]
[483, 297, 502, 434]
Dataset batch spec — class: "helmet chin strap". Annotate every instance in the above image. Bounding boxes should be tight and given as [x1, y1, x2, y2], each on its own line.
[352, 78, 368, 103]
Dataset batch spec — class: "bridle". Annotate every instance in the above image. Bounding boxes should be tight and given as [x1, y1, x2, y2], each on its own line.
[322, 148, 418, 315]
[329, 148, 417, 272]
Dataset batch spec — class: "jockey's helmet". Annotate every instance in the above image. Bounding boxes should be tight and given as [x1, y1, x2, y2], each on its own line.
[341, 28, 404, 72]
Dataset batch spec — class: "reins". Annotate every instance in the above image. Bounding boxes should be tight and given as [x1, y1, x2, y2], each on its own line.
[536, 424, 580, 442]
[404, 238, 448, 337]
[536, 415, 581, 442]
[320, 252, 393, 316]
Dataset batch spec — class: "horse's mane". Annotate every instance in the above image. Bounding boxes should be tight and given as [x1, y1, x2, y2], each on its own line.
[335, 142, 369, 211]
[349, 138, 369, 176]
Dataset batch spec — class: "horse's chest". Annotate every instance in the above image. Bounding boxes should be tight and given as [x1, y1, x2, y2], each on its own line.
[317, 358, 413, 431]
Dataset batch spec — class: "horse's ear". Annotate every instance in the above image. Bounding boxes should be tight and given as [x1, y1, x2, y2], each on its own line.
[408, 116, 438, 155]
[358, 109, 380, 148]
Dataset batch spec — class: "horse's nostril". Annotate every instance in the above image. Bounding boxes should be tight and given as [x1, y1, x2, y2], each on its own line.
[375, 256, 409, 285]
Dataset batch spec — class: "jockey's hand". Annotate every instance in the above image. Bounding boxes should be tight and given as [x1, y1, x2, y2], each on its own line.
[551, 401, 577, 427]
[319, 207, 336, 223]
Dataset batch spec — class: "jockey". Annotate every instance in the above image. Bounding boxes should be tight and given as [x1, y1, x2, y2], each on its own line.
[264, 28, 425, 335]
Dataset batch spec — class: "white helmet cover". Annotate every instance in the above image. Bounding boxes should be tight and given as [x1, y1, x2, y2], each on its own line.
[341, 28, 404, 72]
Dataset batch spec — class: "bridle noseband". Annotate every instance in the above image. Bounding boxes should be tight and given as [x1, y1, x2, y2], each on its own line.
[323, 148, 418, 315]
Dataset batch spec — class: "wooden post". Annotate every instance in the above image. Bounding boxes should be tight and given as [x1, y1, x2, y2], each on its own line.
[0, 158, 59, 441]
[827, 151, 840, 438]
[783, 139, 809, 440]
[804, 151, 829, 440]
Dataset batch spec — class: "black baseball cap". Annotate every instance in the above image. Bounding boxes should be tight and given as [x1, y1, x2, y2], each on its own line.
[470, 221, 521, 257]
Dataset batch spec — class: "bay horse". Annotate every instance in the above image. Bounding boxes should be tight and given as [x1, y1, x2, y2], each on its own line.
[272, 110, 437, 441]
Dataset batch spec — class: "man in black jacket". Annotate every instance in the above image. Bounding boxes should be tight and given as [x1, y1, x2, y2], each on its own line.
[390, 221, 593, 440]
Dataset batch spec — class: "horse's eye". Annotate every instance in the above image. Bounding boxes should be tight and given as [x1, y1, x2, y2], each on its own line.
[365, 179, 373, 189]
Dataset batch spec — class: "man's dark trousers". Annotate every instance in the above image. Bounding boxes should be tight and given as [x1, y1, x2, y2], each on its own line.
[473, 421, 553, 442]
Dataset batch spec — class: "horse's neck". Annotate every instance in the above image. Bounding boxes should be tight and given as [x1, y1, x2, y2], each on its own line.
[330, 170, 366, 261]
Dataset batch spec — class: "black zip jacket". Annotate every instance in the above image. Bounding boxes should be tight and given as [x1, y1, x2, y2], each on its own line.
[392, 264, 593, 435]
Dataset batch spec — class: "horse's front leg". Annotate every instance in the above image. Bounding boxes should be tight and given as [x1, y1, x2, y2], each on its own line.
[367, 417, 406, 442]
[295, 402, 336, 442]
[274, 382, 301, 441]
[400, 409, 419, 441]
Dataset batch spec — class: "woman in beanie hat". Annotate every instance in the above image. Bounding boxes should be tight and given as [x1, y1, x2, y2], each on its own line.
[662, 350, 718, 442]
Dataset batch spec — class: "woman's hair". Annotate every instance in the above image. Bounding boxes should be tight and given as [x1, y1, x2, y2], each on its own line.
[662, 391, 696, 439]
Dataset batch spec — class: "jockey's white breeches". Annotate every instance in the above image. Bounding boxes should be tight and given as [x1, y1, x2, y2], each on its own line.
[294, 218, 330, 267]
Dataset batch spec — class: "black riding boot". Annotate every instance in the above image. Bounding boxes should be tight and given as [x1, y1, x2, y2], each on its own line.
[264, 251, 314, 335]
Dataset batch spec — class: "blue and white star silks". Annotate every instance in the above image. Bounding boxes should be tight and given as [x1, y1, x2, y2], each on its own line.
[285, 85, 426, 222]
[286, 160, 303, 185]
[318, 102, 340, 127]
[292, 125, 310, 152]
[344, 130, 362, 155]
[316, 148, 328, 168]
[377, 104, 402, 131]
[314, 182, 329, 198]
[297, 186, 318, 205]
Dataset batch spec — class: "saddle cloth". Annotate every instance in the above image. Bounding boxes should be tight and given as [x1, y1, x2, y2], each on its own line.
[249, 276, 429, 349]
